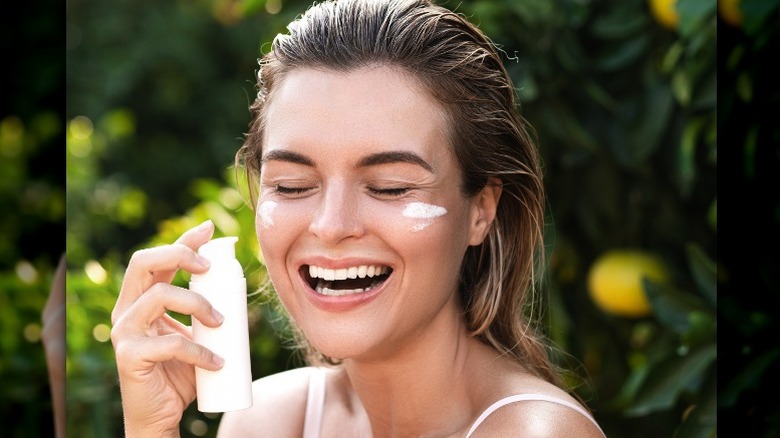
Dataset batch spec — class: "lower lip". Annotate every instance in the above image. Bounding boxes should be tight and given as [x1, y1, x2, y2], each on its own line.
[301, 275, 387, 312]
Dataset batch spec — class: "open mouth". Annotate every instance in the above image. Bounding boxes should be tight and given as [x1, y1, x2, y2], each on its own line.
[302, 264, 392, 296]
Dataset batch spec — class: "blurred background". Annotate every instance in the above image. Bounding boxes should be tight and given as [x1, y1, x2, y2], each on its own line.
[0, 0, 770, 436]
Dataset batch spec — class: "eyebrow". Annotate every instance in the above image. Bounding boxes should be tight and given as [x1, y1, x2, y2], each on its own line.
[262, 149, 435, 173]
[358, 151, 434, 173]
[261, 150, 316, 167]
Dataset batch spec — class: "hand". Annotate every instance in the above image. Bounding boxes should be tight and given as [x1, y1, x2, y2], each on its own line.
[110, 220, 226, 437]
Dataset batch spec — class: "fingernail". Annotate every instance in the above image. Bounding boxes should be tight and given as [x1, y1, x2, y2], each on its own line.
[212, 354, 225, 367]
[195, 254, 211, 268]
[212, 308, 225, 324]
[195, 219, 213, 232]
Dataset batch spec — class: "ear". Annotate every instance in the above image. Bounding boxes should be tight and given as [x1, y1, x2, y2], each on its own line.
[468, 178, 502, 246]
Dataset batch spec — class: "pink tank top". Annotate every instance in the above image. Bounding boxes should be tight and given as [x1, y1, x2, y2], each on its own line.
[302, 367, 605, 437]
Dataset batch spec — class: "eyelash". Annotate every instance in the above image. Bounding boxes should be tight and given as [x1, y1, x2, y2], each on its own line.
[368, 187, 411, 197]
[274, 185, 312, 195]
[272, 185, 411, 197]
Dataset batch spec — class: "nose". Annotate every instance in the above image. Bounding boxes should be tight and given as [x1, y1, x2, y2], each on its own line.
[308, 181, 365, 245]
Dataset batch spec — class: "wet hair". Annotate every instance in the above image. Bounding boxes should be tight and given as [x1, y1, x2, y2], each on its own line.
[237, 0, 560, 386]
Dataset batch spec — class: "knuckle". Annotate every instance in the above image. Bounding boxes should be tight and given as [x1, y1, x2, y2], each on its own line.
[109, 313, 129, 343]
[110, 307, 121, 325]
[145, 282, 179, 303]
[112, 337, 131, 361]
[109, 324, 121, 345]
[170, 333, 188, 349]
[172, 242, 195, 260]
[127, 247, 151, 266]
[145, 282, 167, 296]
[195, 344, 213, 363]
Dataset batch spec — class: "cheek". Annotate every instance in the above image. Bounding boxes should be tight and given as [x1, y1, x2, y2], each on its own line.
[385, 201, 471, 259]
[255, 201, 309, 266]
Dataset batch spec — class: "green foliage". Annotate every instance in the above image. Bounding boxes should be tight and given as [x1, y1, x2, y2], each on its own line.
[66, 259, 125, 438]
[0, 265, 58, 437]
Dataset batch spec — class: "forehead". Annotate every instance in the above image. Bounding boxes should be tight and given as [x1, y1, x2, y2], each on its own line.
[262, 66, 452, 164]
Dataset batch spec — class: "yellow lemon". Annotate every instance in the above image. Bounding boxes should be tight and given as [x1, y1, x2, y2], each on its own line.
[649, 0, 679, 30]
[587, 249, 669, 318]
[719, 0, 743, 27]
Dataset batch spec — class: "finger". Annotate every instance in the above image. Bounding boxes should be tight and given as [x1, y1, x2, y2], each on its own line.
[115, 334, 225, 375]
[149, 218, 215, 285]
[174, 219, 215, 248]
[158, 313, 194, 339]
[113, 283, 224, 333]
[152, 219, 216, 286]
[113, 221, 214, 323]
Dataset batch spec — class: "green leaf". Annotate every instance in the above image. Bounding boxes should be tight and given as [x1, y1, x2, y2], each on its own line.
[707, 198, 717, 231]
[582, 79, 619, 113]
[680, 310, 716, 348]
[538, 103, 600, 153]
[507, 0, 556, 26]
[626, 344, 716, 416]
[720, 348, 780, 407]
[677, 0, 716, 38]
[644, 279, 707, 334]
[672, 69, 692, 106]
[674, 372, 717, 438]
[685, 243, 716, 306]
[661, 41, 685, 73]
[607, 353, 651, 410]
[628, 81, 675, 165]
[741, 0, 780, 36]
[594, 34, 651, 72]
[589, 4, 648, 40]
[554, 31, 585, 72]
[678, 116, 705, 197]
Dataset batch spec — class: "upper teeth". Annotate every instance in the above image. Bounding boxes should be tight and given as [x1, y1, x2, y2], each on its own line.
[308, 265, 389, 281]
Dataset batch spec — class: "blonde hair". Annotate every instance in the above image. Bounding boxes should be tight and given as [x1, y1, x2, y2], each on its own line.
[237, 0, 561, 386]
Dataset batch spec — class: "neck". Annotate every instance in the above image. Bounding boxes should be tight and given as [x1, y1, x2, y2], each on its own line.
[341, 301, 485, 437]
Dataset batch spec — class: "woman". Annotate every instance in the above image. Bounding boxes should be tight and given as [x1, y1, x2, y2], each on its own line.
[110, 0, 606, 436]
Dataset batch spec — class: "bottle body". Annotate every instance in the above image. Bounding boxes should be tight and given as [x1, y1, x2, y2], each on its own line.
[189, 237, 253, 412]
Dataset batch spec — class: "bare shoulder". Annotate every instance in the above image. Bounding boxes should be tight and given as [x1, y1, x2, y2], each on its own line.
[469, 395, 605, 438]
[216, 366, 316, 437]
[469, 363, 605, 438]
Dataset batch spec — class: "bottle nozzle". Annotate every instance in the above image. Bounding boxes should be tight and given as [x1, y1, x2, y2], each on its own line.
[191, 236, 243, 281]
[198, 236, 238, 262]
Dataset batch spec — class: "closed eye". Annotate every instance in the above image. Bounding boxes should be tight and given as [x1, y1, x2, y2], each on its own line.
[368, 187, 411, 197]
[275, 185, 314, 195]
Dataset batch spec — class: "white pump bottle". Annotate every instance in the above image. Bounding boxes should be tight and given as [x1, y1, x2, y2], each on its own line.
[189, 236, 253, 412]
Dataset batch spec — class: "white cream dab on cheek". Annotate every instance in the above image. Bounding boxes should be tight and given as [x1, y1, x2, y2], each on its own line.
[402, 202, 447, 231]
[259, 201, 278, 228]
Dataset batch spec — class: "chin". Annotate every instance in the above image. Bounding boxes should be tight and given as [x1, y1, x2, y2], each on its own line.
[300, 323, 384, 363]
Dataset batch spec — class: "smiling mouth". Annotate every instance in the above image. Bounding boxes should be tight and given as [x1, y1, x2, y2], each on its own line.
[302, 264, 392, 296]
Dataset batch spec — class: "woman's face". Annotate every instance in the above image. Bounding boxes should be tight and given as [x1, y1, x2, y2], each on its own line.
[256, 66, 494, 361]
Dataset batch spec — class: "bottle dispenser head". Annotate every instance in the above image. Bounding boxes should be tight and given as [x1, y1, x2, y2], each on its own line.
[191, 236, 243, 281]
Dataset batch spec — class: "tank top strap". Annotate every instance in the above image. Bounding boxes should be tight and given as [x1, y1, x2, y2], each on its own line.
[465, 394, 605, 437]
[303, 367, 327, 438]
